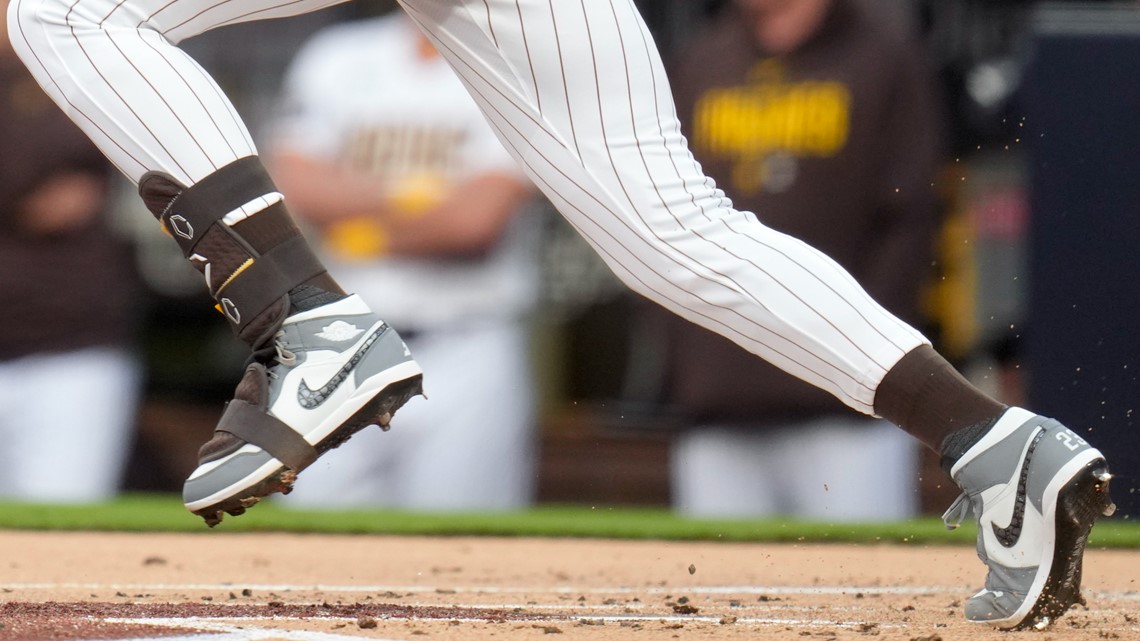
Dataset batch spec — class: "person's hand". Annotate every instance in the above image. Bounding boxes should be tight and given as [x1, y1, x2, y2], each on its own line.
[16, 172, 107, 236]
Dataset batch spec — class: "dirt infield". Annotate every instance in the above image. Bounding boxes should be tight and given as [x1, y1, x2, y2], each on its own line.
[0, 530, 1137, 640]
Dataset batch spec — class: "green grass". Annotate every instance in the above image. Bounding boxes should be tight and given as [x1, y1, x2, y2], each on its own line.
[0, 494, 1137, 547]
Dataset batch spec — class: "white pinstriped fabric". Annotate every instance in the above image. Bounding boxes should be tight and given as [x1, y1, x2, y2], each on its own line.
[7, 0, 929, 413]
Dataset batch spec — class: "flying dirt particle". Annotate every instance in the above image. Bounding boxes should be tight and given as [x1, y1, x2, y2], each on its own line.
[241, 589, 253, 597]
[671, 603, 699, 615]
[143, 556, 167, 566]
[357, 616, 378, 629]
[719, 616, 737, 625]
[688, 564, 696, 575]
[533, 625, 562, 634]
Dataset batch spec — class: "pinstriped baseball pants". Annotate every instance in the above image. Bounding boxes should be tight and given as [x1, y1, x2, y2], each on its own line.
[7, 0, 929, 413]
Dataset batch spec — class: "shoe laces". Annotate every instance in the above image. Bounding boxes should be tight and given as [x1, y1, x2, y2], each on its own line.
[942, 491, 976, 530]
[253, 330, 296, 380]
[274, 331, 297, 366]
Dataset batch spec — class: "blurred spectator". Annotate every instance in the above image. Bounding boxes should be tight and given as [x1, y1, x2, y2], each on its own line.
[656, 0, 945, 520]
[0, 3, 140, 502]
[266, 10, 540, 510]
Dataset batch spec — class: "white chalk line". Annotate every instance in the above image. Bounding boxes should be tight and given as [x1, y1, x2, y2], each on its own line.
[0, 582, 960, 595]
[104, 618, 402, 641]
[93, 610, 904, 641]
[6, 581, 1140, 600]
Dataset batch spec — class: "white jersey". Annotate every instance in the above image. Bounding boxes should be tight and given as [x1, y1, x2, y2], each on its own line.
[273, 14, 537, 329]
[7, 0, 928, 414]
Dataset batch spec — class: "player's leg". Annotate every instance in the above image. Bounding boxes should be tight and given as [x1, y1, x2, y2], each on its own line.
[399, 0, 1113, 627]
[7, 0, 423, 525]
[397, 323, 536, 510]
[671, 428, 781, 518]
[399, 0, 924, 414]
[0, 348, 138, 502]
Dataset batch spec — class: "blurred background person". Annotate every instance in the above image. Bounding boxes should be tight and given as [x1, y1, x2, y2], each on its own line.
[649, 0, 945, 520]
[266, 8, 541, 510]
[0, 2, 141, 502]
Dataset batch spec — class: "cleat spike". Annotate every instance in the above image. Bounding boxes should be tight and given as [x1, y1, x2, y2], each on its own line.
[225, 506, 246, 517]
[239, 496, 261, 508]
[1103, 502, 1117, 517]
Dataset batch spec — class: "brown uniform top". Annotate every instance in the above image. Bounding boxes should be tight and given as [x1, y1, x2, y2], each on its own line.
[0, 55, 134, 360]
[657, 0, 944, 426]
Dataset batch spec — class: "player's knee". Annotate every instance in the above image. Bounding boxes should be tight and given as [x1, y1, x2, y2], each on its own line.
[8, 0, 73, 54]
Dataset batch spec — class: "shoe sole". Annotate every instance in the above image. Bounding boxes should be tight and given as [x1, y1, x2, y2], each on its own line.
[1006, 457, 1115, 630]
[188, 373, 423, 527]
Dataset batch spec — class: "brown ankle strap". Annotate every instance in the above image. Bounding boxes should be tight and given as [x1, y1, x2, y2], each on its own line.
[216, 399, 317, 472]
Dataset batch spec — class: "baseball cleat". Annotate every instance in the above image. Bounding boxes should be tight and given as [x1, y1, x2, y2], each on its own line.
[183, 294, 423, 526]
[942, 407, 1114, 629]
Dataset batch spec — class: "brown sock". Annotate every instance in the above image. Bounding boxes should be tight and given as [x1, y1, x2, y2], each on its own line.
[874, 344, 1006, 458]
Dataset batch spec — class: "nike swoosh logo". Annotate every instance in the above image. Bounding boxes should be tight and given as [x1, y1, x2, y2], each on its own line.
[297, 326, 386, 409]
[991, 429, 1047, 548]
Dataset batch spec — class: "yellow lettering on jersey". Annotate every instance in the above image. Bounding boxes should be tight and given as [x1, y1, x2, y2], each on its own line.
[691, 61, 850, 194]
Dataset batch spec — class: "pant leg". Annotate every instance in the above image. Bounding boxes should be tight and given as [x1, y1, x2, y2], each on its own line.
[398, 0, 928, 414]
[671, 428, 782, 518]
[7, 0, 347, 184]
[11, 0, 931, 413]
[0, 347, 140, 502]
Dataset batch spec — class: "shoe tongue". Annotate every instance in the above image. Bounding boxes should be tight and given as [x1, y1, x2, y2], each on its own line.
[233, 363, 271, 408]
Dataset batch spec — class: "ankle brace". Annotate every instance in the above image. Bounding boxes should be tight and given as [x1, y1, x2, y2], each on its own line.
[139, 156, 337, 347]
